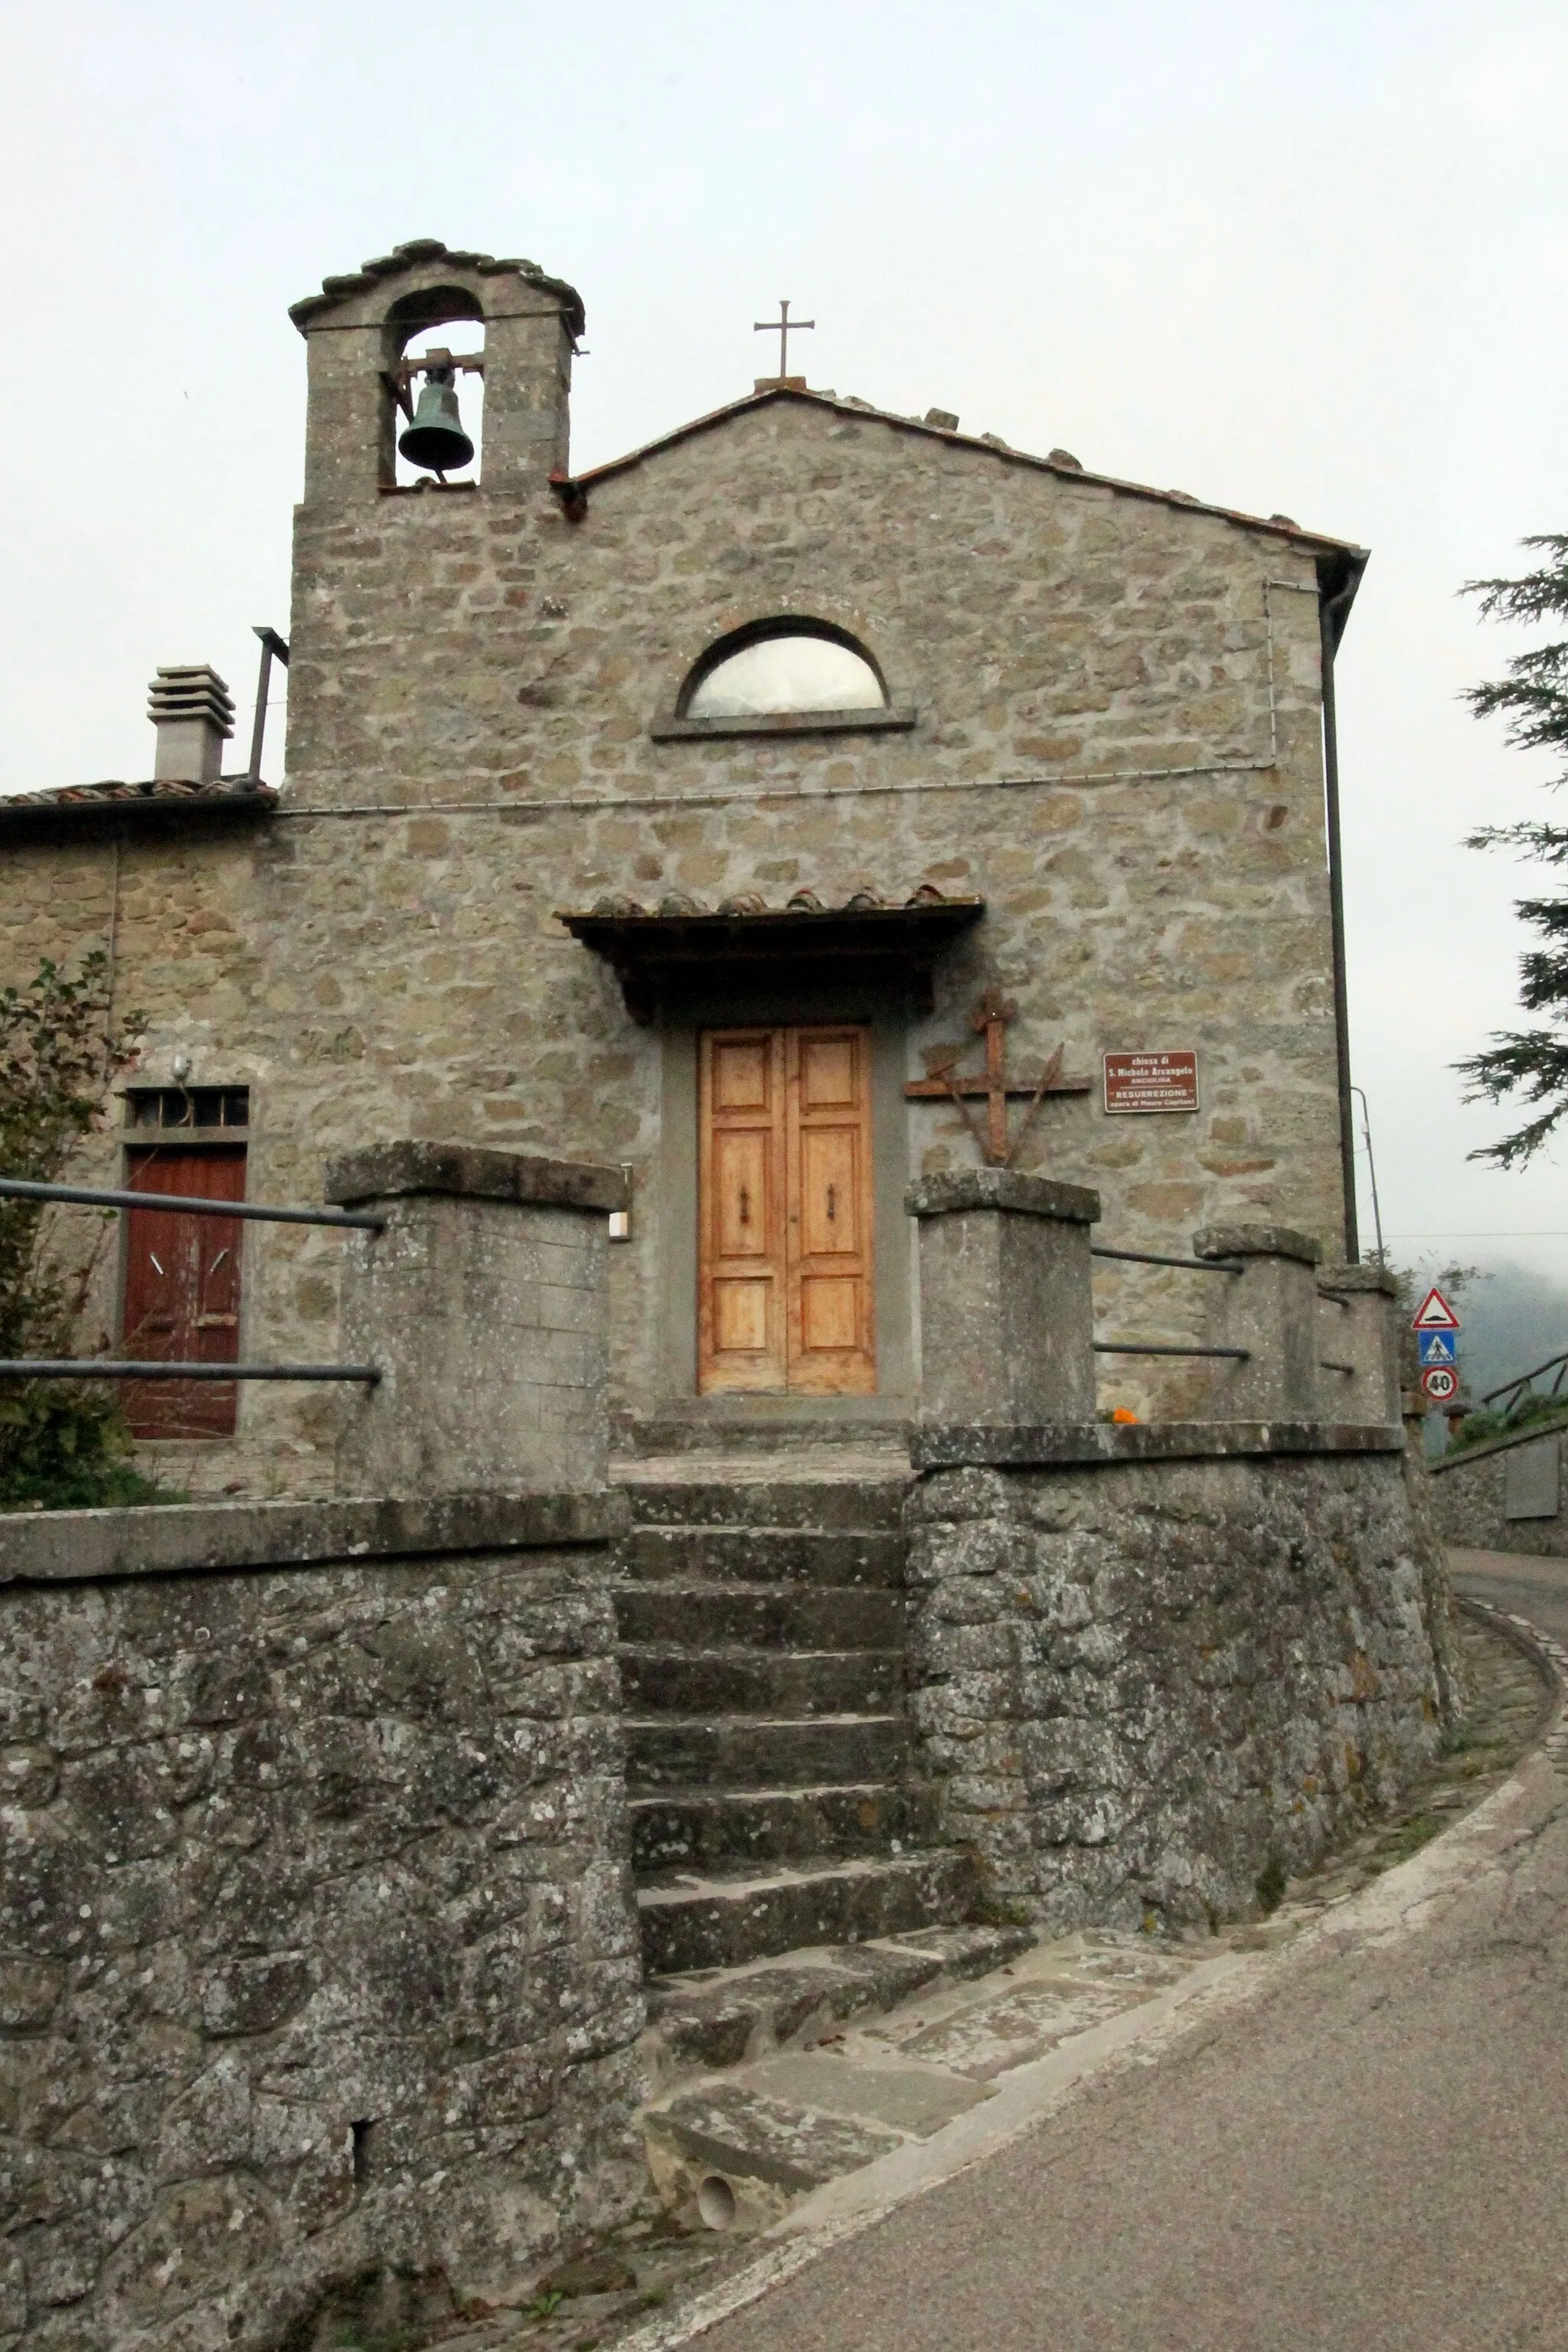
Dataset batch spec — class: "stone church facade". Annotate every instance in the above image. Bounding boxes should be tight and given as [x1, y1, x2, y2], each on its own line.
[0, 238, 1367, 1493]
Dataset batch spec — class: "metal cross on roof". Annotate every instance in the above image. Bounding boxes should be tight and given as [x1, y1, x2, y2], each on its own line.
[904, 986, 1092, 1165]
[753, 299, 815, 381]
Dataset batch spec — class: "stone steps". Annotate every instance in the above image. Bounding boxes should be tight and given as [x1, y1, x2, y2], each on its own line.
[616, 1463, 975, 1981]
[618, 1525, 904, 1586]
[625, 1712, 911, 1789]
[625, 1478, 906, 1532]
[642, 1921, 1037, 2078]
[615, 1580, 905, 1648]
[636, 1850, 982, 1978]
[630, 1780, 943, 1873]
[619, 1643, 904, 1717]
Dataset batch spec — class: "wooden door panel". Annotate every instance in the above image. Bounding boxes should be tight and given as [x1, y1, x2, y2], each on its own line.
[712, 1037, 772, 1111]
[799, 1274, 861, 1354]
[714, 1277, 773, 1356]
[714, 1129, 772, 1259]
[122, 1148, 246, 1438]
[698, 1031, 786, 1393]
[799, 1127, 861, 1257]
[786, 1027, 876, 1396]
[798, 1034, 858, 1109]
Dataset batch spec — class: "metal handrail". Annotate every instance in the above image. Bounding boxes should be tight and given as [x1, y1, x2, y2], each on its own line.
[0, 1359, 378, 1383]
[0, 1171, 383, 1386]
[0, 1175, 383, 1231]
[1479, 1349, 1568, 1413]
[1093, 1341, 1250, 1360]
[1092, 1244, 1243, 1275]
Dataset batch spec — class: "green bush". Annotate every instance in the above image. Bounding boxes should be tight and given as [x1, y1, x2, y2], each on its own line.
[0, 952, 167, 1511]
[1445, 1391, 1568, 1456]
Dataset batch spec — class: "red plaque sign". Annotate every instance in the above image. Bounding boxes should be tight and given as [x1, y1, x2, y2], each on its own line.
[1102, 1050, 1200, 1116]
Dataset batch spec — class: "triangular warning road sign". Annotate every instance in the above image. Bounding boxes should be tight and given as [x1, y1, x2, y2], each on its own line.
[1413, 1286, 1460, 1331]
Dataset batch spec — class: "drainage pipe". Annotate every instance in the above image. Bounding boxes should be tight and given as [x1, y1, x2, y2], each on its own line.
[1321, 573, 1361, 1262]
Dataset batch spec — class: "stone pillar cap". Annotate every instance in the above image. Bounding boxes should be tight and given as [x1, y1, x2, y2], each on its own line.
[326, 1141, 629, 1213]
[1194, 1222, 1321, 1266]
[905, 1168, 1101, 1223]
[1320, 1261, 1399, 1295]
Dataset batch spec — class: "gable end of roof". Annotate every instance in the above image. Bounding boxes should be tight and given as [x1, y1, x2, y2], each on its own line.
[562, 385, 1365, 564]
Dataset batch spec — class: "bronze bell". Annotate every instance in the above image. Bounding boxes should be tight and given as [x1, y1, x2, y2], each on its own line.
[398, 362, 475, 475]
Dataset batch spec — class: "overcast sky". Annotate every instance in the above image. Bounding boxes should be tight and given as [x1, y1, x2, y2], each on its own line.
[4, 0, 1567, 1312]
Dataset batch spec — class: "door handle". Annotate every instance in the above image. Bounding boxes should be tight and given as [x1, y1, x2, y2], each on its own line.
[738, 1185, 750, 1226]
[826, 1184, 837, 1221]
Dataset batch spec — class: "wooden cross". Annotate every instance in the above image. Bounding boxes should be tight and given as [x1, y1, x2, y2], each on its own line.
[903, 987, 1092, 1166]
[753, 299, 815, 380]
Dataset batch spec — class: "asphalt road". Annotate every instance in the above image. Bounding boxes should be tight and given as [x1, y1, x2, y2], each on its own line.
[691, 1561, 1568, 2352]
[1452, 1544, 1568, 1646]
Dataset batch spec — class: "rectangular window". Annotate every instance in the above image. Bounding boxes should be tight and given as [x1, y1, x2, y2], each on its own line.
[126, 1086, 250, 1131]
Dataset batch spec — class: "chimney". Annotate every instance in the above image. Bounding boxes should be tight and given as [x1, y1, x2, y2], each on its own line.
[148, 665, 235, 784]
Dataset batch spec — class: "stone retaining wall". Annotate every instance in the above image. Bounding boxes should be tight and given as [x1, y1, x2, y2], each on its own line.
[906, 1430, 1446, 1932]
[0, 1494, 642, 2352]
[1429, 1419, 1568, 1561]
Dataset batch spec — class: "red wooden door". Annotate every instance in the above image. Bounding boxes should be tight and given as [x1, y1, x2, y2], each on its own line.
[121, 1148, 246, 1437]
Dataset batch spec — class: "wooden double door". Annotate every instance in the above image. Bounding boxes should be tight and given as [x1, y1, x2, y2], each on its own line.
[698, 1025, 877, 1395]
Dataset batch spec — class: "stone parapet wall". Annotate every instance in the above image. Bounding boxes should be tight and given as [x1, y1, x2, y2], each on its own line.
[905, 1435, 1443, 1932]
[1430, 1420, 1568, 1561]
[0, 1494, 643, 2352]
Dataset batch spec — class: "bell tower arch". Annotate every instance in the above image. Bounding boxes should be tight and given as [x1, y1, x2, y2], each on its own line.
[289, 238, 585, 506]
[282, 239, 586, 807]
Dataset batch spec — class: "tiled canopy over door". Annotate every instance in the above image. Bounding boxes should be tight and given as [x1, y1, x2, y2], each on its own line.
[121, 1146, 246, 1436]
[698, 1026, 876, 1396]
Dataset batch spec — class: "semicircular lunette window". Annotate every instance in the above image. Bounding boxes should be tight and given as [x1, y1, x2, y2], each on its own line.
[685, 630, 887, 719]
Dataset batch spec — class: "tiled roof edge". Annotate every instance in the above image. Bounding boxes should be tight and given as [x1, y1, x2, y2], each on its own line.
[0, 778, 279, 824]
[289, 239, 586, 339]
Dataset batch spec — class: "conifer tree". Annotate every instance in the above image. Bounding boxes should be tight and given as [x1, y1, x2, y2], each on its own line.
[1458, 534, 1568, 1165]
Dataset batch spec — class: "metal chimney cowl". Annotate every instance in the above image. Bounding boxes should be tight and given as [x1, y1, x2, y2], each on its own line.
[148, 665, 235, 784]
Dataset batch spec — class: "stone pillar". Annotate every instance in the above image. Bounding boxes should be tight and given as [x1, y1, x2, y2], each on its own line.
[1194, 1223, 1322, 1421]
[326, 1142, 628, 1497]
[1318, 1261, 1401, 1425]
[906, 1168, 1099, 1424]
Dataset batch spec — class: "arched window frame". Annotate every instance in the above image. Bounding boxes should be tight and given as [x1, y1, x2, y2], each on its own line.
[652, 617, 918, 741]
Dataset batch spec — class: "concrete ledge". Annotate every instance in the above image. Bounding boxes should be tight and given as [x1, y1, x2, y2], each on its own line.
[325, 1141, 629, 1213]
[904, 1170, 1101, 1223]
[649, 707, 919, 742]
[1428, 1413, 1568, 1475]
[0, 1488, 629, 1587]
[1194, 1222, 1321, 1265]
[1321, 1261, 1400, 1295]
[911, 1419, 1404, 1470]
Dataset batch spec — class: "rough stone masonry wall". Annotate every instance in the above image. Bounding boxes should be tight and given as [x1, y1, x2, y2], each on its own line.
[906, 1449, 1444, 1931]
[0, 1504, 644, 2352]
[0, 260, 1348, 1489]
[1429, 1421, 1568, 1562]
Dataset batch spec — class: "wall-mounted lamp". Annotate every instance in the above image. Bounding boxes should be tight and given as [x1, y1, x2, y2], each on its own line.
[609, 1163, 633, 1243]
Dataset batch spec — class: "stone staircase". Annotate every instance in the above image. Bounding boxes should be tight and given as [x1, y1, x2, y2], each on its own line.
[612, 1468, 979, 1983]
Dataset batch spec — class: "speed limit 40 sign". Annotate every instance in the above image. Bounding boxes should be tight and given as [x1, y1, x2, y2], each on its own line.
[1421, 1364, 1459, 1406]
